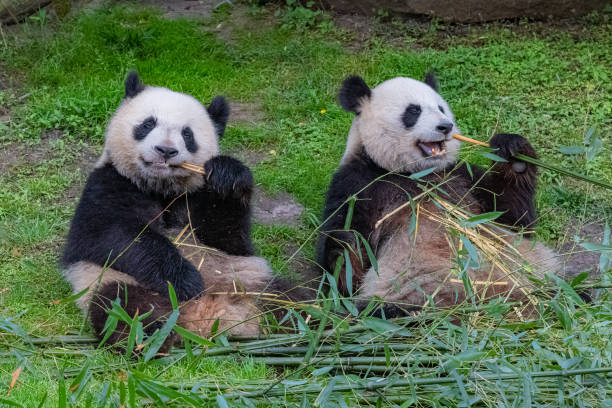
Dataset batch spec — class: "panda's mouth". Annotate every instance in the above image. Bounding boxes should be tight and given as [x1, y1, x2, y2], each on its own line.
[418, 140, 447, 157]
[142, 158, 181, 170]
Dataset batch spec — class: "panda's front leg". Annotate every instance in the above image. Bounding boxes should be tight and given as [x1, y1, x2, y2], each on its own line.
[189, 155, 255, 256]
[480, 133, 538, 228]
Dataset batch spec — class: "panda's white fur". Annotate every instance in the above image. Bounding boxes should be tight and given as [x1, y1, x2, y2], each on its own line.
[342, 77, 461, 173]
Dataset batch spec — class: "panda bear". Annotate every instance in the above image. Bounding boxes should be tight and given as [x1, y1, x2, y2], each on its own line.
[316, 73, 573, 317]
[62, 72, 274, 347]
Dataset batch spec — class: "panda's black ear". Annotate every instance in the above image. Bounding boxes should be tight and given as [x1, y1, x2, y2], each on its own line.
[339, 75, 371, 114]
[207, 96, 230, 138]
[424, 71, 438, 92]
[125, 71, 144, 98]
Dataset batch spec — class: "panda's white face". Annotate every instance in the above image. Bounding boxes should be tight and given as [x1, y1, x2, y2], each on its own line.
[100, 85, 221, 195]
[342, 77, 461, 173]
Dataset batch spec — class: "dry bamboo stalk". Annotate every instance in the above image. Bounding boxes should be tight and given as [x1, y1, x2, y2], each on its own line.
[452, 133, 489, 147]
[450, 279, 508, 286]
[180, 162, 206, 174]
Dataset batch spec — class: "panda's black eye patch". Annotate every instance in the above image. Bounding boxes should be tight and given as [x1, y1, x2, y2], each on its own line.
[402, 104, 422, 128]
[134, 116, 157, 141]
[438, 105, 445, 113]
[182, 126, 198, 153]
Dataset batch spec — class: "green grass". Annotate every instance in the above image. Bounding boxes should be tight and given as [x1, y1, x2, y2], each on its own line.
[0, 2, 610, 406]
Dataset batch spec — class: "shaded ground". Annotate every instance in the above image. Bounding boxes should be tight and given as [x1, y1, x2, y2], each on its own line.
[139, 0, 214, 19]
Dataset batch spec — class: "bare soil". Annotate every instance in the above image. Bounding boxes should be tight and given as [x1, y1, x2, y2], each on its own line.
[229, 101, 265, 124]
[252, 186, 304, 226]
[139, 0, 214, 19]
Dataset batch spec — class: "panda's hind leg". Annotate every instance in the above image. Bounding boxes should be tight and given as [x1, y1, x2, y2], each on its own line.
[178, 249, 274, 336]
[90, 282, 178, 352]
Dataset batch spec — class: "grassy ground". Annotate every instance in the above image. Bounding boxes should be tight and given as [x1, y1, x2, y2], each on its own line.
[0, 2, 610, 406]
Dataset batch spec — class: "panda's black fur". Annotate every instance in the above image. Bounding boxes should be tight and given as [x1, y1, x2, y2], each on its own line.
[62, 72, 276, 349]
[317, 73, 578, 317]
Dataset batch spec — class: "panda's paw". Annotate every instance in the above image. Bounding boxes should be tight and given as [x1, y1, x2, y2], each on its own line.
[490, 133, 537, 173]
[204, 156, 254, 201]
[172, 262, 205, 301]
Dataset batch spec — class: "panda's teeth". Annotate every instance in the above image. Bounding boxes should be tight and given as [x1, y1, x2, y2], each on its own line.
[419, 141, 446, 157]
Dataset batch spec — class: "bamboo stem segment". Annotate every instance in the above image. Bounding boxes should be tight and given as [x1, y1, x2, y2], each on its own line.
[452, 133, 489, 147]
[180, 162, 206, 174]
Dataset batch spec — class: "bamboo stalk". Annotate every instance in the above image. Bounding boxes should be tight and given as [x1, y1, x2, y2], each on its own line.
[219, 367, 612, 398]
[453, 134, 612, 190]
[180, 162, 206, 174]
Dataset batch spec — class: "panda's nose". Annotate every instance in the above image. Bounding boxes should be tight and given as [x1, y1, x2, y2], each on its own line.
[155, 145, 179, 160]
[436, 121, 453, 135]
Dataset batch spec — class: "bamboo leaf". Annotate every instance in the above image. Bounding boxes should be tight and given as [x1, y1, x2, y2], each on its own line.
[144, 309, 179, 362]
[465, 162, 473, 179]
[126, 313, 139, 357]
[341, 298, 359, 317]
[95, 382, 111, 406]
[362, 317, 401, 333]
[312, 366, 334, 376]
[356, 232, 378, 275]
[128, 373, 136, 408]
[344, 249, 353, 296]
[282, 380, 308, 386]
[460, 235, 480, 269]
[570, 272, 589, 287]
[315, 377, 337, 407]
[58, 368, 67, 408]
[409, 166, 436, 180]
[69, 362, 91, 403]
[36, 392, 47, 408]
[343, 195, 356, 230]
[481, 151, 507, 162]
[119, 380, 126, 407]
[210, 318, 220, 338]
[167, 282, 178, 310]
[461, 212, 504, 228]
[549, 299, 572, 331]
[559, 145, 585, 155]
[586, 137, 602, 161]
[0, 398, 24, 407]
[216, 395, 230, 408]
[174, 326, 216, 347]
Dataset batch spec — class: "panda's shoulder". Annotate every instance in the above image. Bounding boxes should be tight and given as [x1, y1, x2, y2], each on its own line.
[81, 163, 148, 205]
[84, 164, 131, 190]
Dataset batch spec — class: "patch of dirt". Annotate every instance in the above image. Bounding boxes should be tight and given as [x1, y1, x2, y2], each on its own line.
[139, 0, 214, 19]
[330, 9, 609, 51]
[225, 148, 269, 168]
[0, 129, 100, 201]
[252, 186, 304, 226]
[0, 129, 62, 174]
[229, 101, 265, 124]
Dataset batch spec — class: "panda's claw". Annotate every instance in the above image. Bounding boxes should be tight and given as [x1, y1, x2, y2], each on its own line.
[490, 133, 537, 161]
[204, 155, 254, 201]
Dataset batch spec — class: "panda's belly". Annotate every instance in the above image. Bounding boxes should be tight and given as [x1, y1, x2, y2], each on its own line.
[358, 200, 562, 308]
[359, 206, 456, 306]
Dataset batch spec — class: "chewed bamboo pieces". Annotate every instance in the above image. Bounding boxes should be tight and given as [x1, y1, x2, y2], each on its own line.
[180, 162, 206, 174]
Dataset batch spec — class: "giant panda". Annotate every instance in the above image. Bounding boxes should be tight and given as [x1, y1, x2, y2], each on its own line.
[62, 72, 275, 347]
[316, 73, 579, 317]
